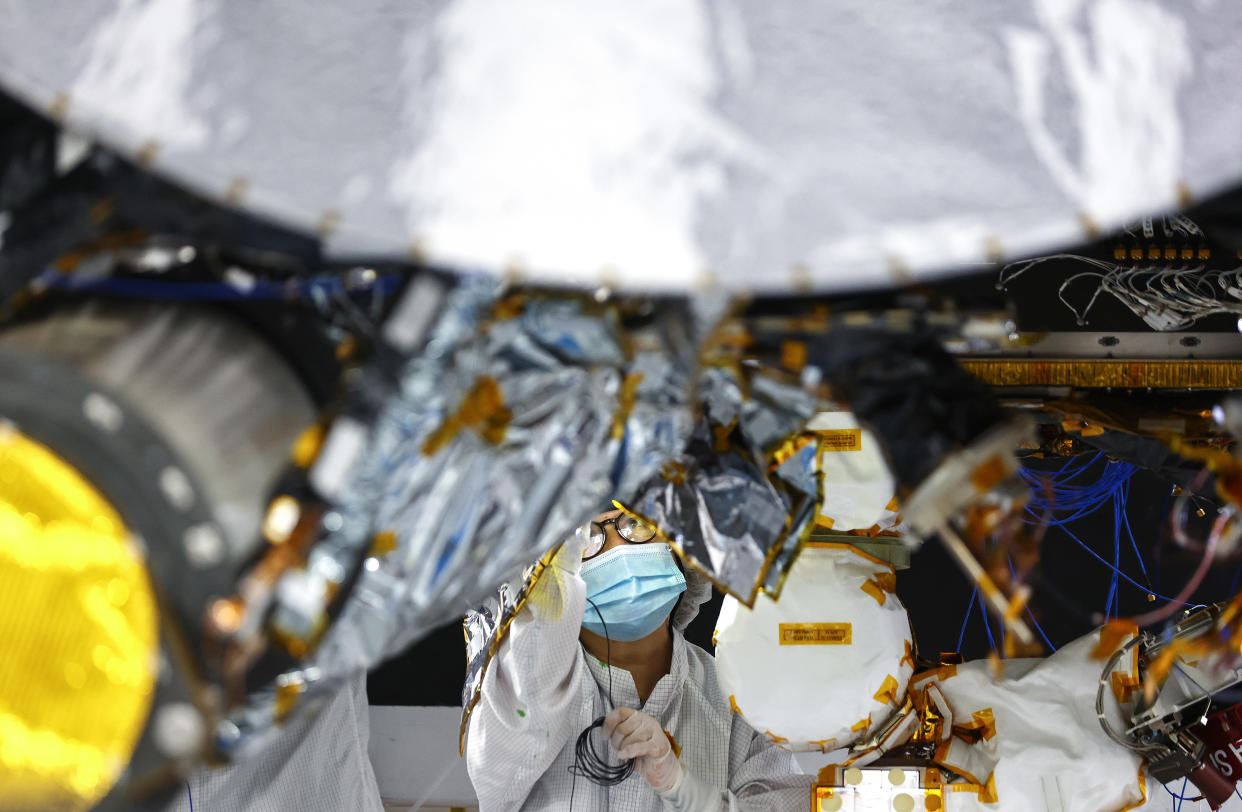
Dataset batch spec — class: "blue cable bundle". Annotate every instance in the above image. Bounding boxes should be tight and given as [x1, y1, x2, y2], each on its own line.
[1021, 452, 1139, 527]
[1019, 453, 1192, 626]
[957, 453, 1159, 654]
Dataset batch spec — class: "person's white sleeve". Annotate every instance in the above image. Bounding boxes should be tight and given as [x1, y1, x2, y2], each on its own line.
[658, 767, 729, 812]
[465, 534, 589, 811]
[724, 718, 815, 812]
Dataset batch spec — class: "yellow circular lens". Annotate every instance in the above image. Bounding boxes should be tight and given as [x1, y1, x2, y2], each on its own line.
[0, 426, 158, 811]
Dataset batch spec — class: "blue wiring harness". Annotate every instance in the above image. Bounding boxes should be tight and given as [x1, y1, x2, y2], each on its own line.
[958, 453, 1160, 655]
[1021, 452, 1139, 527]
[1023, 453, 1161, 622]
[36, 268, 404, 302]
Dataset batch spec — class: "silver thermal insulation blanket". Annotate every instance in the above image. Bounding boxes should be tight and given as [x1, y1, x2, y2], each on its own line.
[0, 1, 1239, 294]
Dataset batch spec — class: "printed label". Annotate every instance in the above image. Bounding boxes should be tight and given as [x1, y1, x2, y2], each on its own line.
[819, 429, 862, 453]
[779, 622, 852, 645]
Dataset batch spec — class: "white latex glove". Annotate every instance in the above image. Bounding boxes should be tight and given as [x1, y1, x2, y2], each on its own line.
[604, 708, 725, 811]
[604, 707, 682, 792]
[524, 527, 588, 624]
[551, 525, 589, 575]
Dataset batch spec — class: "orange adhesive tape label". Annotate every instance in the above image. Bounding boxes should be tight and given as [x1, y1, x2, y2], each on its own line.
[779, 622, 853, 645]
[819, 429, 862, 453]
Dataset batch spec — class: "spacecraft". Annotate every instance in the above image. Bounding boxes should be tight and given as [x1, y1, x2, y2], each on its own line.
[4, 2, 1242, 810]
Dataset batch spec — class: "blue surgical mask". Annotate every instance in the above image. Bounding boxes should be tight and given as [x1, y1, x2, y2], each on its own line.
[580, 544, 687, 641]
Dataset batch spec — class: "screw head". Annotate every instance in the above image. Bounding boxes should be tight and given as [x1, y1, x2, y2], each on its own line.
[183, 524, 225, 568]
[153, 703, 203, 759]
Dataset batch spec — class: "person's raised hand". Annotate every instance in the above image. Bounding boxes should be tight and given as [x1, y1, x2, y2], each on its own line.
[603, 707, 682, 793]
[552, 524, 590, 575]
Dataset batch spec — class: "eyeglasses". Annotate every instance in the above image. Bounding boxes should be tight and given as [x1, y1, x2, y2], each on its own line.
[582, 514, 658, 560]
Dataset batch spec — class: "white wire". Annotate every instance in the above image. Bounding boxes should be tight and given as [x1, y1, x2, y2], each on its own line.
[1000, 247, 1242, 330]
[997, 253, 1115, 290]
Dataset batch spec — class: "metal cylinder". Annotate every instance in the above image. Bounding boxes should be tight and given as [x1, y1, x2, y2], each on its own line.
[1188, 757, 1236, 809]
[0, 299, 316, 565]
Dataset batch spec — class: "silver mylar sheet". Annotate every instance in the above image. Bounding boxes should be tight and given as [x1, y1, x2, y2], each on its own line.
[760, 433, 823, 598]
[2, 1, 1240, 293]
[306, 285, 694, 678]
[625, 367, 819, 605]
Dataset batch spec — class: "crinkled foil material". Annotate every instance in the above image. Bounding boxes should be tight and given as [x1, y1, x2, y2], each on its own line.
[318, 286, 691, 659]
[625, 366, 819, 605]
[761, 433, 823, 597]
[7, 3, 1242, 295]
[628, 425, 782, 604]
[232, 282, 697, 754]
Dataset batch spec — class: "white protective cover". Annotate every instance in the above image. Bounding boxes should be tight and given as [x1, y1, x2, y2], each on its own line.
[714, 543, 914, 752]
[808, 411, 900, 533]
[0, 1, 1240, 293]
[914, 628, 1149, 812]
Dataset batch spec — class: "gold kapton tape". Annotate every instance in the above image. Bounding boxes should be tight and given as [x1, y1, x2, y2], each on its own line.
[780, 340, 807, 372]
[274, 679, 305, 720]
[860, 579, 887, 606]
[914, 663, 958, 683]
[1091, 621, 1138, 660]
[778, 622, 852, 645]
[873, 674, 900, 704]
[1061, 418, 1105, 437]
[961, 358, 1242, 389]
[763, 729, 789, 745]
[952, 708, 997, 742]
[663, 730, 682, 759]
[1111, 670, 1141, 704]
[946, 772, 999, 804]
[970, 455, 1008, 493]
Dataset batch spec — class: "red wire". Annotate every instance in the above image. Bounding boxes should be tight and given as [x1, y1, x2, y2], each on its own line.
[1130, 509, 1227, 628]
